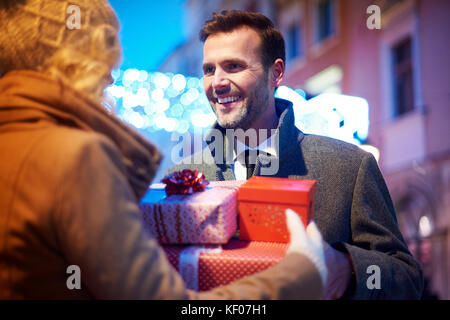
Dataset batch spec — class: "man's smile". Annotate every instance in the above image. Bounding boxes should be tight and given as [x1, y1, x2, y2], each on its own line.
[213, 94, 244, 110]
[217, 95, 242, 104]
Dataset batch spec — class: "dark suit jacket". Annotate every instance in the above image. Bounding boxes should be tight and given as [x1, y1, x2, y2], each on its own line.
[170, 98, 424, 299]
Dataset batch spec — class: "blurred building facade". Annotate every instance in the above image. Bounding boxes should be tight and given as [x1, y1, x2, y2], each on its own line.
[159, 0, 450, 299]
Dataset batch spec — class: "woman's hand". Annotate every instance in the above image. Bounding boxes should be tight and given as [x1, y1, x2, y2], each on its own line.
[285, 209, 328, 288]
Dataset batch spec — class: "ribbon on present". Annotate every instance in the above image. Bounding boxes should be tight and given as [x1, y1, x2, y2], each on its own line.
[179, 245, 222, 291]
[162, 169, 209, 196]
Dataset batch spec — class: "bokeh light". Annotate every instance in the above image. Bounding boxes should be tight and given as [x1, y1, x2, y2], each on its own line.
[111, 69, 370, 149]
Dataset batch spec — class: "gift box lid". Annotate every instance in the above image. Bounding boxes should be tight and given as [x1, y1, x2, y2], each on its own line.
[140, 181, 245, 205]
[238, 176, 316, 205]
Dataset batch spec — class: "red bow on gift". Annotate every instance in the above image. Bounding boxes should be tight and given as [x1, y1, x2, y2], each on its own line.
[162, 169, 210, 196]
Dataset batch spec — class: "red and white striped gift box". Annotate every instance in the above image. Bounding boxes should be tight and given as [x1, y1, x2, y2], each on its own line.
[163, 239, 287, 291]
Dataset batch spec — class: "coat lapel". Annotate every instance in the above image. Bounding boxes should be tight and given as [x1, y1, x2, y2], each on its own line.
[255, 99, 305, 178]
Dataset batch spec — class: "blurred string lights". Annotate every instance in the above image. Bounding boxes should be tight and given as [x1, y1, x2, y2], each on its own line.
[107, 68, 215, 135]
[109, 68, 374, 156]
[275, 86, 369, 146]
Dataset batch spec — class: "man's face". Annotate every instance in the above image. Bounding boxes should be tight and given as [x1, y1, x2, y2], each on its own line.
[202, 26, 273, 130]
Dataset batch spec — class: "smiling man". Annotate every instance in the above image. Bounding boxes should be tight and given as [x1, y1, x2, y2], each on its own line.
[169, 10, 424, 300]
[202, 24, 280, 134]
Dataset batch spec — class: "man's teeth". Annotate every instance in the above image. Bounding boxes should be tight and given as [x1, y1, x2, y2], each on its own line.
[217, 96, 240, 104]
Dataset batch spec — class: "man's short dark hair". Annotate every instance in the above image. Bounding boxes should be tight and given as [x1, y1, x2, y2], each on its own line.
[199, 10, 286, 71]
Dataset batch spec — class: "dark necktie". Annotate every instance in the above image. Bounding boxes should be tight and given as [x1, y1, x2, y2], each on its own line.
[244, 149, 258, 179]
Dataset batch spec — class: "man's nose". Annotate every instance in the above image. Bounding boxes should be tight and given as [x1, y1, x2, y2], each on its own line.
[212, 69, 230, 91]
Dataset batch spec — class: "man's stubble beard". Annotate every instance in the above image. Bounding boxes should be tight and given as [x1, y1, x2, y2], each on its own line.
[214, 76, 270, 131]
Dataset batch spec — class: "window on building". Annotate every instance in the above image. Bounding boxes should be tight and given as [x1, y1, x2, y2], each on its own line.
[316, 0, 336, 42]
[287, 23, 303, 62]
[392, 36, 414, 116]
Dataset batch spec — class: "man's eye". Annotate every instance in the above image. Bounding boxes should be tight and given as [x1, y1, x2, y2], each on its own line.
[203, 67, 214, 75]
[225, 63, 244, 72]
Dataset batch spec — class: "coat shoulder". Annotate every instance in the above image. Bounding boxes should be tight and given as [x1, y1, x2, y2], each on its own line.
[301, 134, 368, 160]
[297, 134, 376, 179]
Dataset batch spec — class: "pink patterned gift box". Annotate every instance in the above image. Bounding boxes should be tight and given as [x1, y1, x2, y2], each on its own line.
[139, 180, 245, 244]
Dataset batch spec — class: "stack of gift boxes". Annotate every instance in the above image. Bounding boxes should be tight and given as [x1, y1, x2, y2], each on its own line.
[139, 171, 316, 291]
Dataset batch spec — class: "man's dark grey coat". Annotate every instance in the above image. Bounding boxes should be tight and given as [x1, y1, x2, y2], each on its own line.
[170, 99, 424, 299]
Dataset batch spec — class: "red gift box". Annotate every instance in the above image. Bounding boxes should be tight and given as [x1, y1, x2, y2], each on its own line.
[237, 176, 317, 243]
[163, 239, 287, 291]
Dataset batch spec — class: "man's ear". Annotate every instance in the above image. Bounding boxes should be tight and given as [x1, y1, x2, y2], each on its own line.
[270, 58, 285, 88]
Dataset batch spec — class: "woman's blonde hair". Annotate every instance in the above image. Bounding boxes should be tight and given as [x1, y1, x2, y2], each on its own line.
[0, 0, 122, 100]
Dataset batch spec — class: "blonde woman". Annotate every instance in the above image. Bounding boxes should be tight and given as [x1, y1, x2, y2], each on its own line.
[0, 0, 327, 299]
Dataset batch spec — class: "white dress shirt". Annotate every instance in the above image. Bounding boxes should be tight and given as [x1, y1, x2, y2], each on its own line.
[232, 132, 279, 180]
